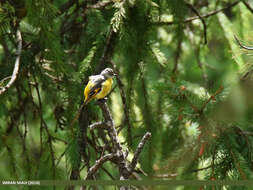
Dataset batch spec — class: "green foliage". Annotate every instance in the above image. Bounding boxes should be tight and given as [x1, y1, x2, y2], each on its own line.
[0, 2, 15, 35]
[2, 0, 253, 189]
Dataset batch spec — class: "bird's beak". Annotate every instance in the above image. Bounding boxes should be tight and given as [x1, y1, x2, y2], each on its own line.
[113, 73, 117, 76]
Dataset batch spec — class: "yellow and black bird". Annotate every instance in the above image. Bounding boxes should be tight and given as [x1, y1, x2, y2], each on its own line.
[84, 68, 116, 105]
[71, 68, 116, 126]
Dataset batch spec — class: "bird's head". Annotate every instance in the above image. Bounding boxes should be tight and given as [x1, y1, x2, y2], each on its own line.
[100, 68, 116, 79]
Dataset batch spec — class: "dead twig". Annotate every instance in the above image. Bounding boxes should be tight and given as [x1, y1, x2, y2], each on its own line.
[234, 35, 253, 50]
[128, 132, 151, 175]
[86, 153, 117, 179]
[89, 121, 106, 130]
[185, 2, 207, 44]
[110, 61, 133, 145]
[0, 30, 22, 95]
[242, 0, 253, 14]
[83, 100, 151, 190]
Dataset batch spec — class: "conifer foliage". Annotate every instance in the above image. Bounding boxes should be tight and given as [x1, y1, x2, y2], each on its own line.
[1, 0, 253, 190]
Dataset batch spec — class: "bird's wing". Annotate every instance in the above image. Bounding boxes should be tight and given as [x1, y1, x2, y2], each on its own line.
[85, 75, 106, 99]
[89, 75, 100, 81]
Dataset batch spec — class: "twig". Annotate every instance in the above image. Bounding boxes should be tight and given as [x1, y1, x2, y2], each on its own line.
[129, 132, 151, 175]
[87, 1, 113, 9]
[56, 149, 67, 167]
[33, 77, 56, 180]
[0, 30, 22, 95]
[172, 36, 182, 74]
[200, 85, 224, 113]
[191, 165, 213, 173]
[70, 103, 85, 127]
[110, 61, 133, 145]
[51, 135, 68, 144]
[101, 167, 115, 180]
[86, 153, 116, 179]
[89, 121, 106, 130]
[185, 2, 207, 44]
[234, 35, 253, 50]
[156, 1, 240, 25]
[98, 101, 124, 153]
[97, 101, 129, 190]
[97, 28, 117, 72]
[242, 0, 253, 14]
[83, 98, 151, 190]
[0, 76, 11, 84]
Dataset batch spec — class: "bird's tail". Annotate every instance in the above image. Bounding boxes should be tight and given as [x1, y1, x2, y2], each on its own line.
[70, 103, 85, 126]
[70, 96, 94, 126]
[83, 96, 93, 106]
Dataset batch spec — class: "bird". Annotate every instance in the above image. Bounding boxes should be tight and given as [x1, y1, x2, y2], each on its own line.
[84, 68, 116, 105]
[70, 68, 116, 126]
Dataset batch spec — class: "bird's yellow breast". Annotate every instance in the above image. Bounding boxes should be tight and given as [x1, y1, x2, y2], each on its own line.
[95, 78, 113, 99]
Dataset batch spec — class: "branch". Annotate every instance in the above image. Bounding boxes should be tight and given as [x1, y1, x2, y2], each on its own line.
[0, 76, 11, 84]
[242, 0, 253, 14]
[172, 36, 182, 74]
[87, 1, 113, 9]
[85, 100, 151, 190]
[89, 121, 106, 130]
[156, 1, 240, 25]
[234, 35, 253, 50]
[0, 30, 22, 95]
[185, 2, 207, 44]
[200, 85, 224, 113]
[97, 29, 117, 72]
[97, 100, 124, 153]
[128, 132, 151, 175]
[110, 61, 133, 145]
[33, 78, 56, 179]
[86, 153, 116, 179]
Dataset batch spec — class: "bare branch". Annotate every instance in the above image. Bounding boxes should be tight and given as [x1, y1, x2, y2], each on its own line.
[0, 76, 11, 84]
[242, 0, 253, 14]
[98, 100, 124, 153]
[86, 153, 116, 179]
[89, 121, 106, 130]
[0, 30, 22, 95]
[234, 35, 253, 50]
[97, 29, 117, 72]
[110, 61, 133, 145]
[129, 132, 151, 175]
[84, 100, 151, 190]
[156, 1, 240, 26]
[185, 2, 207, 44]
[87, 1, 113, 9]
